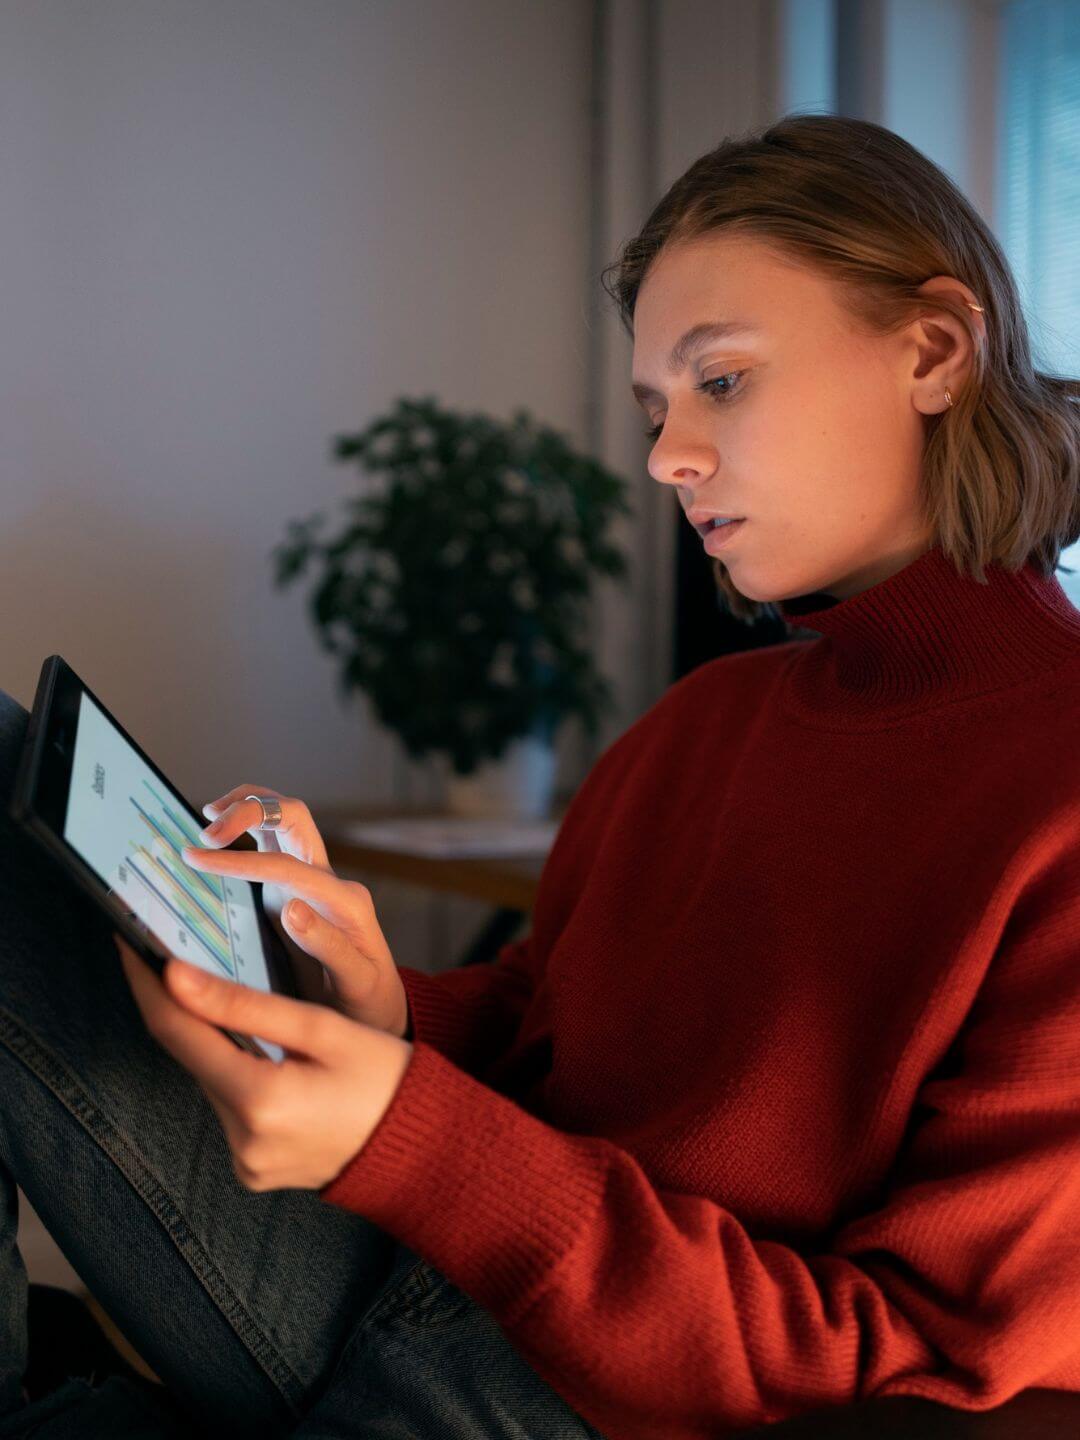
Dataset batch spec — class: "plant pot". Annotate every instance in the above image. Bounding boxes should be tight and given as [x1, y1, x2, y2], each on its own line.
[443, 733, 558, 821]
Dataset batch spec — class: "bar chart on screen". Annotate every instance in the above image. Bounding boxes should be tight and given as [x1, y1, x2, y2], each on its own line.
[62, 693, 262, 983]
[62, 690, 285, 1061]
[116, 779, 239, 978]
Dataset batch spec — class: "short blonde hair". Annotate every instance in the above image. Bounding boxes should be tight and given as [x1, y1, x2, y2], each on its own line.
[601, 113, 1080, 624]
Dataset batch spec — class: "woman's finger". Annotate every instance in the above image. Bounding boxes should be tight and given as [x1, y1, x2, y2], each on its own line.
[202, 785, 285, 855]
[184, 844, 347, 909]
[181, 845, 388, 960]
[200, 789, 332, 870]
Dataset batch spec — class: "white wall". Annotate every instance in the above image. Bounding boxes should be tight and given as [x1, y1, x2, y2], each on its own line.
[881, 0, 1000, 223]
[0, 0, 592, 815]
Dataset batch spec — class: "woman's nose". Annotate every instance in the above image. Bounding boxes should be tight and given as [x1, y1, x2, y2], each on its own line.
[648, 432, 717, 486]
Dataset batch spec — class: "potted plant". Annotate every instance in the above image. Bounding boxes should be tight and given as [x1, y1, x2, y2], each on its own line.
[271, 395, 633, 820]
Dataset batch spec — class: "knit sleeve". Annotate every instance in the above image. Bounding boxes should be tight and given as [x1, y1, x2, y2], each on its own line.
[392, 935, 540, 1076]
[319, 836, 1080, 1439]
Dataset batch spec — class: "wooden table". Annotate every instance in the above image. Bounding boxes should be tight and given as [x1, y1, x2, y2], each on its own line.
[315, 800, 571, 967]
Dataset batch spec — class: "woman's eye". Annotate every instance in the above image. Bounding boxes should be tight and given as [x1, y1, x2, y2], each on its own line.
[642, 370, 746, 441]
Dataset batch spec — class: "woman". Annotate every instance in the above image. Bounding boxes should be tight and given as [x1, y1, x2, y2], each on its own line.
[2, 112, 1079, 1439]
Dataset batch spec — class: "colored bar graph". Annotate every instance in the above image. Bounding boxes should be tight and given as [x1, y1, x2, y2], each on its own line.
[120, 782, 240, 979]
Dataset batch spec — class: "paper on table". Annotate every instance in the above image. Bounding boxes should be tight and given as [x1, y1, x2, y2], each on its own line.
[335, 816, 558, 859]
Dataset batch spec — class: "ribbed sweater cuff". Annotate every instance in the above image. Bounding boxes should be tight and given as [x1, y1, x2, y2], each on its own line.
[318, 1039, 607, 1322]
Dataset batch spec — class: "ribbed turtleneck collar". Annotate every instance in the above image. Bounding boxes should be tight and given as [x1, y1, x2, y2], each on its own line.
[777, 542, 1080, 728]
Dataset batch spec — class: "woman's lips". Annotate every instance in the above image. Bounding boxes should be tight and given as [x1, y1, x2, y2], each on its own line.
[702, 518, 747, 553]
[693, 517, 745, 539]
[694, 518, 743, 541]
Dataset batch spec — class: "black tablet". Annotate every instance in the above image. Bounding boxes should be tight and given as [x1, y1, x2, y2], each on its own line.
[9, 654, 301, 1063]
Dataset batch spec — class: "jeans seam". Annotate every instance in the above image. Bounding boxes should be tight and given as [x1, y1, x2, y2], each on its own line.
[358, 1259, 431, 1328]
[382, 1267, 474, 1330]
[0, 1004, 307, 1415]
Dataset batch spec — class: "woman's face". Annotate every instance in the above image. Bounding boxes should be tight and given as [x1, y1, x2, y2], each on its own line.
[630, 233, 981, 602]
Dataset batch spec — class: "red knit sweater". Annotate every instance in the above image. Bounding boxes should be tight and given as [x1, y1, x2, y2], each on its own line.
[319, 543, 1080, 1438]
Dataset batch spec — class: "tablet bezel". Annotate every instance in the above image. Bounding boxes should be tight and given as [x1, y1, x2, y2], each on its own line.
[10, 654, 302, 1060]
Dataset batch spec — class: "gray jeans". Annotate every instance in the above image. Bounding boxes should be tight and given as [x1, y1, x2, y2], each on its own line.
[0, 687, 604, 1439]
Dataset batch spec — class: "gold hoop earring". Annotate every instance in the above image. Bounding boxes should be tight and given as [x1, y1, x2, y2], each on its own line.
[944, 387, 954, 409]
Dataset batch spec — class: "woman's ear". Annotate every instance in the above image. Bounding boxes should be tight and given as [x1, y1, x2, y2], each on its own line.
[907, 274, 987, 415]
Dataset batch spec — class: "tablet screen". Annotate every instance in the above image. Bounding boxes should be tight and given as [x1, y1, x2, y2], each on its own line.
[64, 690, 285, 1062]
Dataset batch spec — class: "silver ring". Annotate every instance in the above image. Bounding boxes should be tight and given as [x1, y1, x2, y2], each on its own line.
[244, 793, 284, 829]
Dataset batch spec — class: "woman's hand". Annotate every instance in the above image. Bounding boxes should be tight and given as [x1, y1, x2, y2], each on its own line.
[115, 934, 413, 1191]
[196, 785, 410, 1038]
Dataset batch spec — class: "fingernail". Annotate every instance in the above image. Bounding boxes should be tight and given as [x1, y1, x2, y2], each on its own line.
[287, 901, 310, 931]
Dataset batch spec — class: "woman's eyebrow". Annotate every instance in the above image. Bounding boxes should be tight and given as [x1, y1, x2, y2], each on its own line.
[631, 319, 761, 403]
